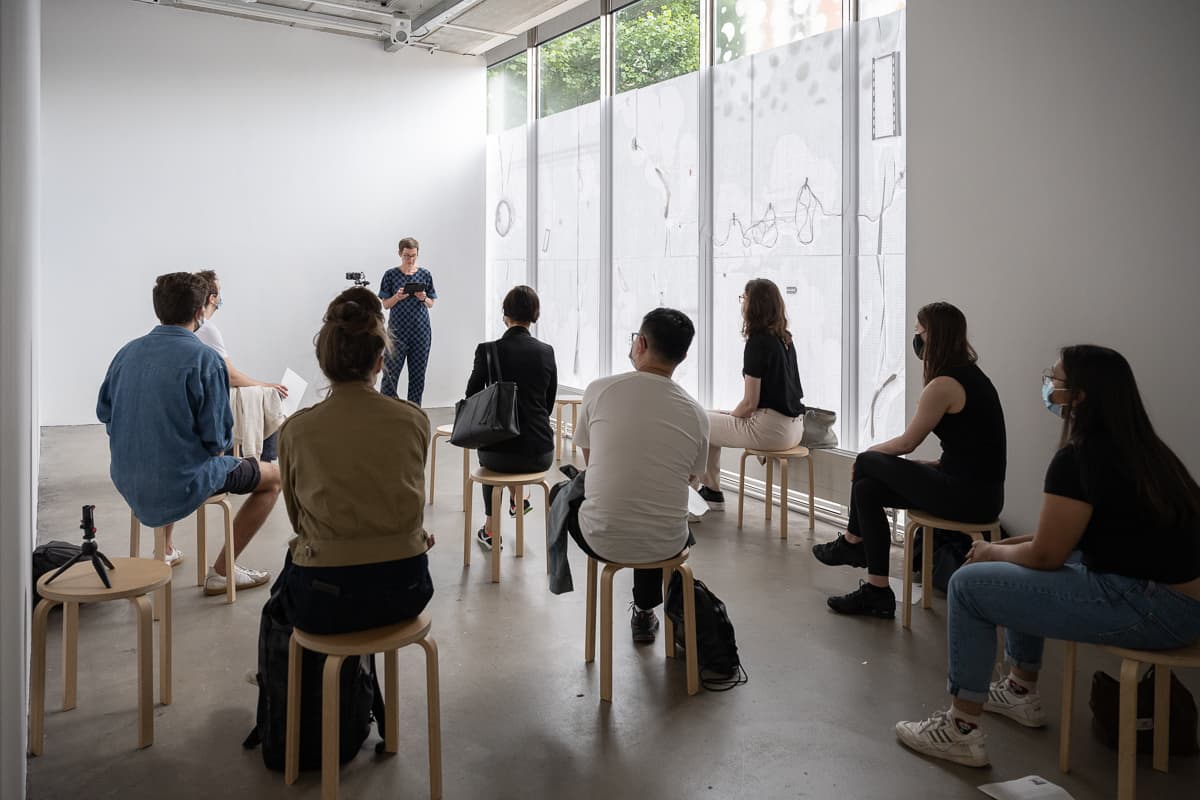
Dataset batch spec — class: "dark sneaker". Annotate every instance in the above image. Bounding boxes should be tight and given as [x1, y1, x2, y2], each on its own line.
[509, 496, 533, 517]
[476, 527, 502, 551]
[698, 486, 726, 511]
[827, 581, 897, 618]
[630, 602, 660, 643]
[811, 534, 868, 568]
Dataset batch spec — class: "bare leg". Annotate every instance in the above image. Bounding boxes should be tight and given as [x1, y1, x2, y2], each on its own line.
[952, 696, 984, 716]
[162, 522, 175, 555]
[213, 463, 281, 576]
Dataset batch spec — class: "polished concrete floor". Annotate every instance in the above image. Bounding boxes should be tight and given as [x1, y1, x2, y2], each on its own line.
[28, 417, 1200, 799]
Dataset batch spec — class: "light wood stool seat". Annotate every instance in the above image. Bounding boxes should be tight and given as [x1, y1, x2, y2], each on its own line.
[737, 445, 815, 539]
[285, 614, 442, 800]
[900, 510, 1000, 629]
[554, 396, 583, 461]
[428, 423, 470, 510]
[29, 558, 173, 755]
[464, 467, 551, 583]
[1059, 639, 1200, 800]
[584, 549, 699, 702]
[131, 492, 237, 612]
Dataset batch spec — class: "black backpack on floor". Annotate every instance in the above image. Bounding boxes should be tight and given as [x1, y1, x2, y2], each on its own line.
[664, 572, 747, 691]
[32, 541, 82, 608]
[242, 589, 383, 771]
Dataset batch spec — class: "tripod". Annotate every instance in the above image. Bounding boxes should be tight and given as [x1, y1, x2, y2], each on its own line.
[45, 505, 116, 589]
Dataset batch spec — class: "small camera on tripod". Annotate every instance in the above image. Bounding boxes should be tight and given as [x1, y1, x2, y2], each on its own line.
[45, 504, 115, 589]
[346, 272, 370, 288]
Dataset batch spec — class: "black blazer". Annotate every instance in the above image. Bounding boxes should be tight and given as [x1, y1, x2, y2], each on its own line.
[464, 326, 557, 456]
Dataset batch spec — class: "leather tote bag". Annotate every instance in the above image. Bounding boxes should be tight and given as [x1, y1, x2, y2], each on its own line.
[450, 341, 521, 449]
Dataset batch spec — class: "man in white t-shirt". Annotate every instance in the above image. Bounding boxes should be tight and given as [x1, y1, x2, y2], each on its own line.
[570, 308, 709, 643]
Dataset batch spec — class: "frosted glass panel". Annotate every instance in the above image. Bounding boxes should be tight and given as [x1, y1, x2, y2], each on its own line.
[485, 124, 528, 339]
[537, 101, 601, 389]
[713, 27, 843, 435]
[612, 71, 701, 397]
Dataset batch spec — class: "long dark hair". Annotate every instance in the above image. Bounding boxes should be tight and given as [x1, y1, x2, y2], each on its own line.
[916, 301, 977, 385]
[742, 278, 792, 345]
[1060, 344, 1200, 526]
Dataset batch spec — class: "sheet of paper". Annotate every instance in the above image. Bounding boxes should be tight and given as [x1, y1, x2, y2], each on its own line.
[279, 368, 308, 417]
[687, 487, 708, 517]
[978, 776, 1075, 800]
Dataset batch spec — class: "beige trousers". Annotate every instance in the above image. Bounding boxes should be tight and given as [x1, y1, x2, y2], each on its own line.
[700, 408, 805, 490]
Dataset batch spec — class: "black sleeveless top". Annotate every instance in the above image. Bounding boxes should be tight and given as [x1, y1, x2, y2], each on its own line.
[932, 363, 1006, 485]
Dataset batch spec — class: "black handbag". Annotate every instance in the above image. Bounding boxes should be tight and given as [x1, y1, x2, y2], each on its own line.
[450, 341, 521, 449]
[1089, 666, 1199, 755]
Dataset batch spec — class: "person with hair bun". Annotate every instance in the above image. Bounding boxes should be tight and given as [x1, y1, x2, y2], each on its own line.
[275, 287, 434, 634]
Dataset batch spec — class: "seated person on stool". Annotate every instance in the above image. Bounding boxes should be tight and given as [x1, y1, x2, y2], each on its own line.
[896, 345, 1200, 768]
[467, 285, 557, 550]
[276, 288, 434, 634]
[561, 308, 709, 643]
[195, 269, 288, 461]
[97, 272, 279, 594]
[812, 301, 1007, 618]
[696, 278, 806, 511]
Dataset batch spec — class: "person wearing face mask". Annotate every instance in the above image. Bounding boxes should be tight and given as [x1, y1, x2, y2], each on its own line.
[812, 301, 1006, 618]
[895, 345, 1200, 768]
[97, 272, 279, 594]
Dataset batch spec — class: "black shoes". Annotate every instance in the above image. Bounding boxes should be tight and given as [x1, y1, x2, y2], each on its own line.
[630, 603, 660, 643]
[827, 581, 896, 618]
[475, 526, 503, 551]
[698, 486, 726, 511]
[509, 496, 533, 517]
[811, 534, 868, 568]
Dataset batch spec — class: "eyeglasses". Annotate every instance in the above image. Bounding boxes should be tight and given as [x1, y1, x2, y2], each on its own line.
[1041, 369, 1066, 387]
[738, 294, 746, 302]
[630, 331, 642, 345]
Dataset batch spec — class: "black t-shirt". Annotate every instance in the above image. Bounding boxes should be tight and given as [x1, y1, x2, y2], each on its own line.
[742, 334, 805, 418]
[1043, 437, 1200, 583]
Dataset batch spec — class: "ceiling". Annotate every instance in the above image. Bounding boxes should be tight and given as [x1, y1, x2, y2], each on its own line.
[144, 0, 588, 57]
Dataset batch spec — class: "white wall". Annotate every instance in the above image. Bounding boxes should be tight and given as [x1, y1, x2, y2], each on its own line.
[908, 0, 1200, 531]
[41, 0, 486, 424]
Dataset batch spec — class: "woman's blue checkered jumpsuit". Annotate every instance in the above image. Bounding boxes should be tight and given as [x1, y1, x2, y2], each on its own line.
[379, 266, 436, 404]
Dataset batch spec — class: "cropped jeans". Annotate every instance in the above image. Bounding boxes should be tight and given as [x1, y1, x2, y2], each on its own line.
[946, 556, 1200, 704]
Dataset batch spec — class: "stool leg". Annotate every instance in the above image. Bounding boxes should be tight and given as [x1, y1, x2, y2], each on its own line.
[223, 501, 236, 604]
[600, 565, 616, 703]
[129, 514, 140, 557]
[555, 403, 563, 461]
[322, 655, 346, 800]
[196, 503, 207, 588]
[764, 459, 774, 522]
[153, 527, 166, 622]
[133, 595, 154, 749]
[285, 635, 303, 784]
[901, 520, 917, 630]
[737, 451, 748, 529]
[679, 565, 699, 696]
[920, 525, 933, 610]
[663, 567, 675, 659]
[1118, 657, 1139, 800]
[463, 477, 474, 566]
[1153, 664, 1170, 773]
[419, 637, 443, 800]
[1059, 641, 1077, 773]
[384, 649, 399, 753]
[807, 456, 815, 531]
[540, 482, 551, 574]
[461, 448, 469, 512]
[62, 601, 78, 711]
[429, 435, 438, 506]
[28, 599, 56, 756]
[515, 485, 525, 558]
[585, 558, 598, 663]
[779, 458, 789, 540]
[161, 575, 173, 705]
[491, 485, 503, 583]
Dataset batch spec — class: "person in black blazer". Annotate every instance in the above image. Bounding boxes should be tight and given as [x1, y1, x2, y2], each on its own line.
[465, 285, 557, 550]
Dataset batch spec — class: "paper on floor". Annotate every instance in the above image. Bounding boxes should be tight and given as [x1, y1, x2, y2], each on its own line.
[978, 776, 1075, 800]
[279, 368, 308, 417]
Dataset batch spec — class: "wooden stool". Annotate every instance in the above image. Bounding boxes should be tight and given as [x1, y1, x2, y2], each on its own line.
[285, 614, 442, 800]
[900, 510, 1000, 629]
[463, 468, 551, 583]
[554, 396, 583, 461]
[1059, 639, 1200, 800]
[583, 548, 699, 702]
[737, 445, 815, 539]
[428, 423, 470, 510]
[130, 493, 236, 611]
[29, 558, 173, 755]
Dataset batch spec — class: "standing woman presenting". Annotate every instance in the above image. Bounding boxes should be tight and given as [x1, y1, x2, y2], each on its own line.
[379, 237, 437, 404]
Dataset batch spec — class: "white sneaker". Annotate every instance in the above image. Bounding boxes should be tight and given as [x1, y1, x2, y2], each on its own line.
[204, 564, 270, 596]
[163, 547, 184, 568]
[984, 678, 1046, 728]
[895, 710, 989, 767]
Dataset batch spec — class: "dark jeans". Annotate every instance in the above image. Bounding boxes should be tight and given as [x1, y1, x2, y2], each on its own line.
[478, 449, 553, 516]
[848, 451, 1003, 578]
[279, 550, 434, 636]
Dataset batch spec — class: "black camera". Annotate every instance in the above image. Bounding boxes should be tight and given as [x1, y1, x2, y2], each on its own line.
[346, 272, 370, 288]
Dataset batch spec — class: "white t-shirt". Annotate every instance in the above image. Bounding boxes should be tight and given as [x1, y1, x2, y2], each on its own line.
[195, 319, 229, 360]
[574, 371, 709, 563]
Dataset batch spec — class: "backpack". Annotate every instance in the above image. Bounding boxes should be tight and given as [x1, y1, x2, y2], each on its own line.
[32, 541, 82, 608]
[1089, 666, 1199, 756]
[664, 572, 747, 691]
[910, 529, 974, 593]
[242, 588, 383, 771]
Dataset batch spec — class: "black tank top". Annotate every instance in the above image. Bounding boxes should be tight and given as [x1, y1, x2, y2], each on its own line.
[932, 363, 1006, 485]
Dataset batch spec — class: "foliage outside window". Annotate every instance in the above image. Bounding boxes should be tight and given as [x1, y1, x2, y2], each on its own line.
[616, 0, 701, 93]
[487, 53, 528, 133]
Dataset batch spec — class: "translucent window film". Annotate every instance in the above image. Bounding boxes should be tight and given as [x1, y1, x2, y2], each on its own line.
[716, 0, 842, 64]
[485, 124, 528, 338]
[615, 0, 701, 94]
[539, 21, 601, 117]
[487, 53, 528, 133]
[713, 22, 843, 437]
[859, 0, 906, 21]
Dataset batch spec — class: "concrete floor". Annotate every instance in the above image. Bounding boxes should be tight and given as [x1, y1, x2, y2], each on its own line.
[27, 416, 1200, 800]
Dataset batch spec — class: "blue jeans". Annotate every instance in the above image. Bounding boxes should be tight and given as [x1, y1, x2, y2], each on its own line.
[947, 556, 1200, 704]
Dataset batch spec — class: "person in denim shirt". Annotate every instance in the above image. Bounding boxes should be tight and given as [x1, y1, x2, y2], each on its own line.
[97, 272, 281, 595]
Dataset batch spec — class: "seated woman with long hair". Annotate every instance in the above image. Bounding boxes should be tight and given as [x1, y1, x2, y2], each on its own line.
[276, 288, 433, 634]
[896, 345, 1200, 767]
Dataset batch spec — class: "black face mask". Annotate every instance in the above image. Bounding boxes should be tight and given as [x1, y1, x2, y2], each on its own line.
[912, 333, 925, 359]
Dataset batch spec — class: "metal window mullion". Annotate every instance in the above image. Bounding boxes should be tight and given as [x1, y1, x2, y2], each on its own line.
[697, 0, 715, 408]
[526, 33, 540, 296]
[841, 1, 860, 452]
[599, 5, 614, 377]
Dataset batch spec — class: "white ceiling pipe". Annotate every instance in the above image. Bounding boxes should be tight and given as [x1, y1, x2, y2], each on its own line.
[173, 0, 387, 38]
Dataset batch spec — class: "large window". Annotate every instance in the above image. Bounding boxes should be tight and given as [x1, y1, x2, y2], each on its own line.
[485, 54, 528, 339]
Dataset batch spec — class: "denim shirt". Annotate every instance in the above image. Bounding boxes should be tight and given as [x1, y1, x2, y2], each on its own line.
[97, 325, 238, 527]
